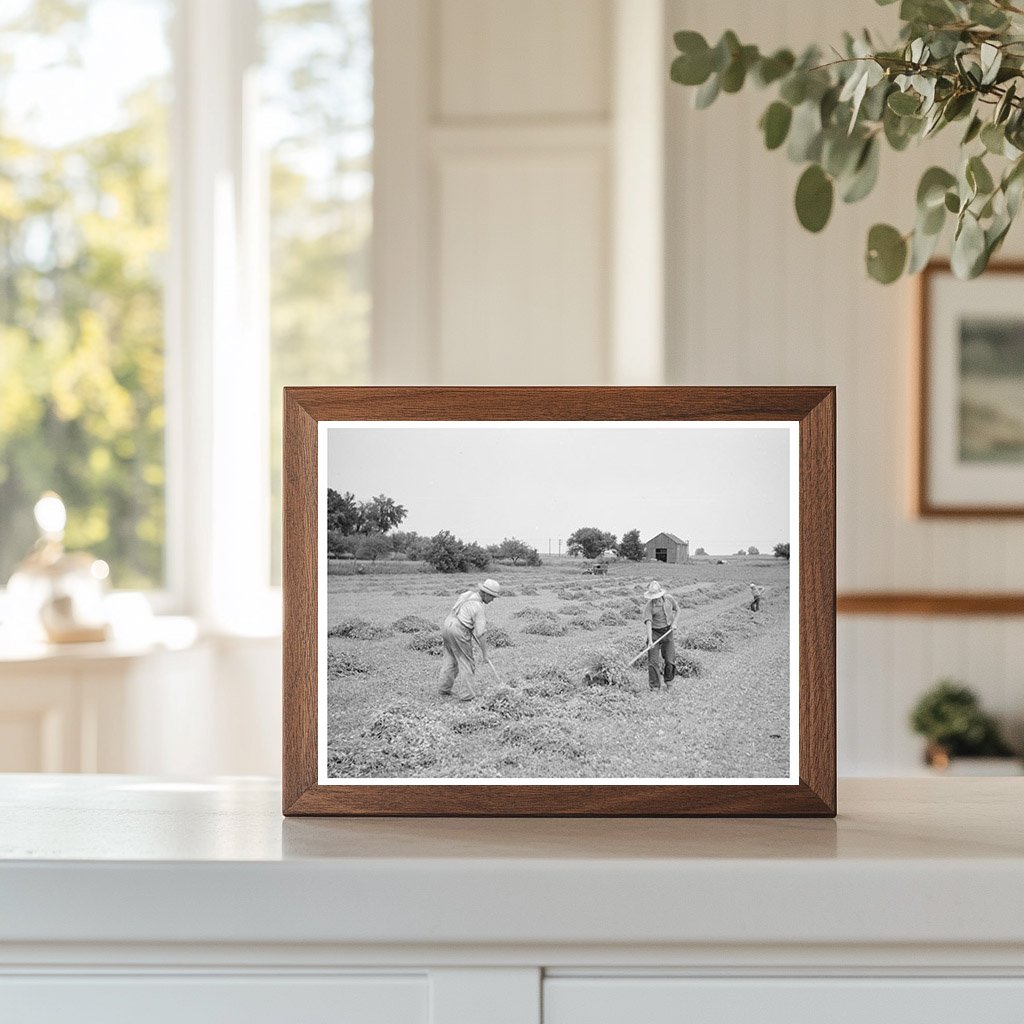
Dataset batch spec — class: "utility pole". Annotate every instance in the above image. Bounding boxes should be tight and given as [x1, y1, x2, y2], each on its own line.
[558, 538, 562, 557]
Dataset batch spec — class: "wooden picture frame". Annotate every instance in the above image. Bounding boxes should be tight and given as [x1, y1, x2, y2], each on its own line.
[917, 261, 1024, 517]
[283, 387, 836, 817]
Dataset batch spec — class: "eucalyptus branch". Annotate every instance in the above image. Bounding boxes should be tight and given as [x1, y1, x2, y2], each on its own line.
[670, 0, 1024, 283]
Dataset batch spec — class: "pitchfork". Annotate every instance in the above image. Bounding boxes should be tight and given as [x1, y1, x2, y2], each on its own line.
[628, 623, 678, 667]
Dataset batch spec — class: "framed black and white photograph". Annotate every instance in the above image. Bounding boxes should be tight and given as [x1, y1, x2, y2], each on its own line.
[918, 262, 1024, 517]
[283, 387, 835, 816]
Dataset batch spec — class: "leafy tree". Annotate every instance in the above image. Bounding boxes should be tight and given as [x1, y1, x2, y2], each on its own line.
[618, 528, 645, 561]
[774, 542, 791, 560]
[462, 542, 491, 570]
[425, 530, 468, 573]
[327, 530, 358, 558]
[359, 493, 407, 534]
[327, 489, 364, 535]
[670, 4, 1024, 283]
[567, 527, 617, 560]
[355, 532, 392, 561]
[695, 546, 707, 556]
[910, 680, 1014, 756]
[492, 536, 540, 565]
[390, 530, 430, 560]
[748, 546, 760, 555]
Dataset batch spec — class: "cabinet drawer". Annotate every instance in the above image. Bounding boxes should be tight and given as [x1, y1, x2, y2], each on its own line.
[544, 977, 1024, 1024]
[0, 974, 427, 1024]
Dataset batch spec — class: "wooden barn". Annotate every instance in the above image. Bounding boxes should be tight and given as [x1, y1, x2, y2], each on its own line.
[644, 532, 689, 564]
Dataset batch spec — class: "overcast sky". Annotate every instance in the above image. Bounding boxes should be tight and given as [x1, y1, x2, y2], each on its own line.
[325, 424, 793, 554]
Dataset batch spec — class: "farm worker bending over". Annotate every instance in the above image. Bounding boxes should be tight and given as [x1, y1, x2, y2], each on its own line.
[438, 578, 502, 701]
[642, 581, 679, 692]
[749, 582, 765, 611]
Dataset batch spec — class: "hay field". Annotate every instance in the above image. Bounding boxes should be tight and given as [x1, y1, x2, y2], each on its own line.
[325, 557, 792, 780]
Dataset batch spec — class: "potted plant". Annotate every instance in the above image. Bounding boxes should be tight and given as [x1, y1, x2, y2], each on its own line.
[670, 0, 1024, 283]
[909, 679, 1020, 772]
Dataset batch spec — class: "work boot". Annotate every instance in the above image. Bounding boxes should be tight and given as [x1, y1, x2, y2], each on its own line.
[457, 693, 473, 702]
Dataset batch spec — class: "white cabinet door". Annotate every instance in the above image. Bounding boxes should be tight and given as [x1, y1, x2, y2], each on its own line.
[544, 977, 1024, 1024]
[0, 974, 428, 1024]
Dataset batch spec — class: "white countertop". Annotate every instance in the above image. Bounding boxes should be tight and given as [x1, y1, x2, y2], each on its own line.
[2, 776, 1022, 951]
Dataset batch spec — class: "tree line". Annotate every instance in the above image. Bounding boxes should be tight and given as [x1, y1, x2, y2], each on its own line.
[326, 489, 542, 573]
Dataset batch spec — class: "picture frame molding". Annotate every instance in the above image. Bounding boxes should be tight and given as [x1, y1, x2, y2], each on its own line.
[283, 386, 836, 817]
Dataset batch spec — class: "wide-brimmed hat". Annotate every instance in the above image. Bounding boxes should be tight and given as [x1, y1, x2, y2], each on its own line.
[480, 579, 501, 597]
[644, 581, 666, 599]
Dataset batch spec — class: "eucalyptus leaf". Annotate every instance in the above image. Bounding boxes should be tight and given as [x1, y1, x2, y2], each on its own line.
[908, 221, 943, 273]
[795, 164, 834, 232]
[760, 101, 793, 150]
[962, 115, 983, 145]
[917, 166, 957, 210]
[967, 154, 995, 195]
[787, 100, 823, 162]
[694, 73, 721, 109]
[754, 49, 795, 87]
[951, 212, 986, 278]
[842, 137, 880, 203]
[888, 90, 921, 115]
[981, 122, 1006, 155]
[710, 31, 740, 73]
[866, 223, 908, 283]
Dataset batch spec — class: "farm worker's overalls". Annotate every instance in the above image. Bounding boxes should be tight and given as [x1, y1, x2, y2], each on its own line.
[438, 590, 486, 700]
[643, 594, 679, 690]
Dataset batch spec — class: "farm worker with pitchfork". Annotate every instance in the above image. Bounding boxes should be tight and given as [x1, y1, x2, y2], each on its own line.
[438, 578, 502, 701]
[642, 581, 679, 691]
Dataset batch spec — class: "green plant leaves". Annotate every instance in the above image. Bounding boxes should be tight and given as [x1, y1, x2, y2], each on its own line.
[795, 164, 834, 232]
[668, 10, 1024, 284]
[866, 224, 907, 283]
[952, 211, 987, 278]
[759, 102, 792, 150]
[671, 31, 713, 86]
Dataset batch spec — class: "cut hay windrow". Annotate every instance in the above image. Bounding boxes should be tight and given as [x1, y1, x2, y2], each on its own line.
[481, 685, 544, 720]
[598, 609, 626, 625]
[408, 632, 444, 655]
[488, 627, 513, 647]
[519, 664, 575, 698]
[451, 711, 503, 735]
[521, 618, 567, 636]
[328, 618, 388, 640]
[673, 652, 703, 678]
[680, 627, 729, 652]
[513, 604, 551, 619]
[568, 615, 598, 631]
[581, 647, 641, 688]
[393, 613, 435, 633]
[327, 645, 372, 676]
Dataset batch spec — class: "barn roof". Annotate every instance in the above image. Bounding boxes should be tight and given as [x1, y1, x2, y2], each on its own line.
[645, 532, 687, 545]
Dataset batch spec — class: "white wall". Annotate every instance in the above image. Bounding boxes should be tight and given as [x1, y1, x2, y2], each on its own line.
[665, 0, 1024, 772]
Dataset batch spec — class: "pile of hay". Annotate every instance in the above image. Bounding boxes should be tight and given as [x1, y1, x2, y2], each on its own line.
[673, 652, 703, 678]
[360, 701, 456, 771]
[680, 628, 729, 652]
[521, 585, 539, 595]
[598, 609, 625, 625]
[568, 615, 598, 631]
[327, 645, 371, 676]
[408, 632, 444, 655]
[519, 664, 575, 698]
[393, 614, 434, 633]
[451, 711, 503, 735]
[481, 685, 542, 720]
[581, 647, 639, 688]
[488, 627, 513, 647]
[513, 604, 548, 619]
[328, 618, 388, 640]
[557, 589, 586, 601]
[522, 618, 567, 636]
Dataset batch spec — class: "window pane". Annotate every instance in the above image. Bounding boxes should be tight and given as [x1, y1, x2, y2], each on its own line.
[261, 0, 373, 581]
[0, 0, 172, 589]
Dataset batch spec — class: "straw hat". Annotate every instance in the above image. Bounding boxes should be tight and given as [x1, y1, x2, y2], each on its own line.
[644, 581, 666, 600]
[480, 579, 501, 597]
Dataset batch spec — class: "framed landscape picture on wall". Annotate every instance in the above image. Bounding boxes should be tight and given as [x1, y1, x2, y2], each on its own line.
[282, 387, 836, 817]
[918, 262, 1024, 517]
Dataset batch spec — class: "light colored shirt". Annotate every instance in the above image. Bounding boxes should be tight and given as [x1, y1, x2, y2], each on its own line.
[643, 594, 678, 629]
[451, 590, 487, 637]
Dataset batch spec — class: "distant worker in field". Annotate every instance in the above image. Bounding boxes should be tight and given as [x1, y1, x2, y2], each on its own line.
[438, 578, 502, 701]
[642, 580, 679, 691]
[749, 582, 765, 612]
